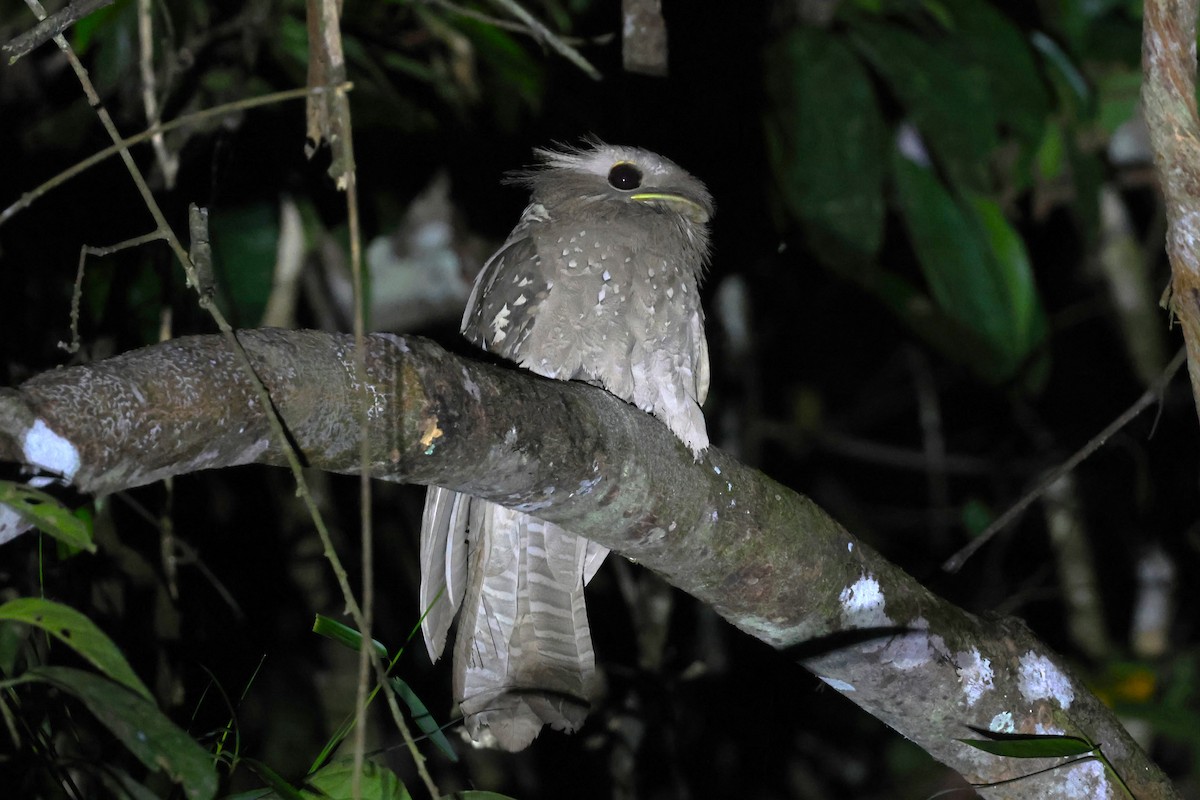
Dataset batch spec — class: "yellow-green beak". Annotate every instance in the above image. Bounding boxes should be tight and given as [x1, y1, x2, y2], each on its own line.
[631, 192, 710, 224]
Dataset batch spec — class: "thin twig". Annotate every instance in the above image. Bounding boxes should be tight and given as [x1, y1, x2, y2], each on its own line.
[136, 0, 178, 188]
[943, 347, 1187, 573]
[2, 0, 114, 63]
[58, 231, 167, 354]
[485, 0, 602, 80]
[0, 85, 348, 226]
[429, 0, 613, 46]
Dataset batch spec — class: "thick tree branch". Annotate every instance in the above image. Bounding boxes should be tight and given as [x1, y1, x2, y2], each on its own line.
[0, 329, 1176, 798]
[1143, 0, 1200, 424]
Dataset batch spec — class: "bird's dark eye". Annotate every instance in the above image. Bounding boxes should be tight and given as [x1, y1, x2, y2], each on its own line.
[608, 162, 643, 191]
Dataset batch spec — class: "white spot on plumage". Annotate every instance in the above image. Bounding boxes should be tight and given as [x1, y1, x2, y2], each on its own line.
[598, 286, 607, 303]
[568, 259, 578, 268]
[666, 287, 674, 299]
[491, 303, 511, 343]
[514, 295, 527, 306]
[518, 277, 533, 287]
[602, 270, 611, 281]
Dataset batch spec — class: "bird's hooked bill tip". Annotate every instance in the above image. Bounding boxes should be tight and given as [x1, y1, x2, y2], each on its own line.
[630, 192, 710, 224]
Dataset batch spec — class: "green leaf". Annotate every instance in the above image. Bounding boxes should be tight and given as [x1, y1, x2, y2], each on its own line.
[390, 676, 458, 763]
[1096, 68, 1143, 136]
[242, 757, 305, 800]
[764, 28, 886, 264]
[0, 598, 151, 700]
[22, 666, 218, 800]
[1035, 121, 1068, 181]
[892, 153, 997, 331]
[0, 481, 95, 553]
[891, 150, 1046, 380]
[939, 0, 1050, 147]
[850, 19, 997, 190]
[299, 759, 410, 800]
[965, 195, 1047, 362]
[959, 726, 1096, 759]
[312, 615, 458, 763]
[210, 203, 281, 327]
[1030, 31, 1091, 113]
[313, 615, 389, 660]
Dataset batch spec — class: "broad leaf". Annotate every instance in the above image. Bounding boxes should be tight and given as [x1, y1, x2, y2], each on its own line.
[22, 666, 218, 800]
[892, 150, 1047, 380]
[940, 0, 1050, 148]
[0, 481, 94, 552]
[851, 19, 996, 190]
[764, 28, 886, 264]
[299, 759, 410, 800]
[0, 597, 150, 700]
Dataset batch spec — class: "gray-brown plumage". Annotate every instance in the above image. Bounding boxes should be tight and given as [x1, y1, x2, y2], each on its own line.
[420, 140, 712, 750]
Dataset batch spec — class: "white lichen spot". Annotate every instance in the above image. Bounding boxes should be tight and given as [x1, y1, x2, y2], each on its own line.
[1062, 758, 1110, 799]
[1018, 652, 1075, 709]
[955, 648, 994, 707]
[988, 711, 1015, 734]
[21, 420, 80, 480]
[839, 575, 891, 629]
[818, 676, 855, 692]
[881, 629, 934, 671]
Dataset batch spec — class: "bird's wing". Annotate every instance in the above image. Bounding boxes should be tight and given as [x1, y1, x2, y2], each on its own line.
[461, 206, 553, 363]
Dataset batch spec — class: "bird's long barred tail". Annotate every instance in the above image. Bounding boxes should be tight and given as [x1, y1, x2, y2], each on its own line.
[453, 504, 595, 751]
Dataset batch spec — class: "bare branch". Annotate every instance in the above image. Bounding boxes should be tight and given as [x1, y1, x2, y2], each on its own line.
[2, 0, 113, 64]
[0, 330, 1176, 798]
